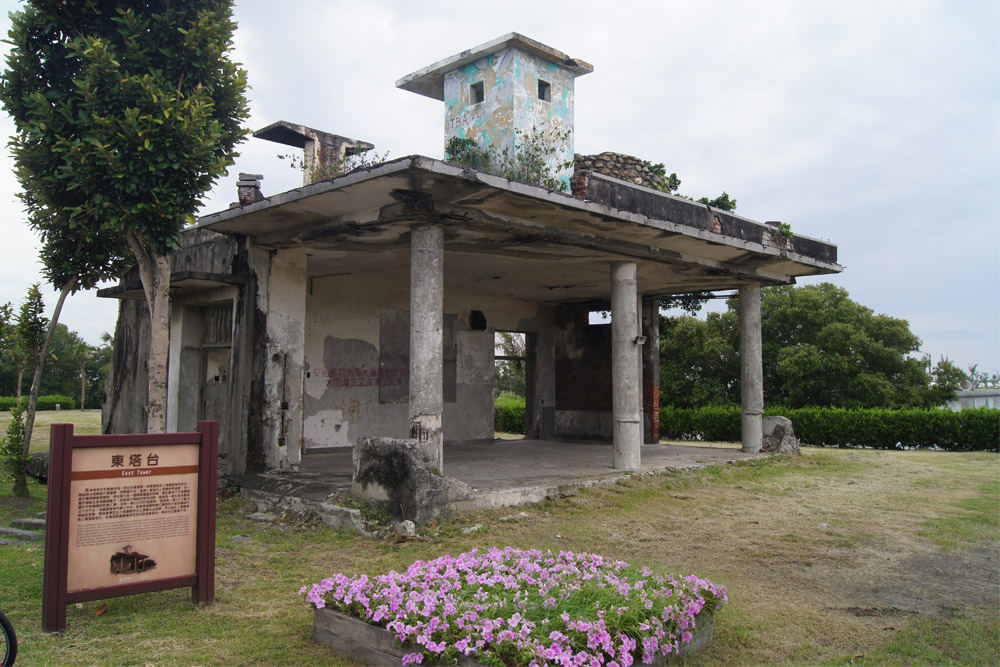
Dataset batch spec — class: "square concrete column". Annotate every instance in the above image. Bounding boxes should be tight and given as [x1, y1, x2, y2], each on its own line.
[641, 298, 660, 443]
[262, 248, 308, 470]
[409, 225, 445, 473]
[740, 283, 764, 452]
[611, 262, 642, 470]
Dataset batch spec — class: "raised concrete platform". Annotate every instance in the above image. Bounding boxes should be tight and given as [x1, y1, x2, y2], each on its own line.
[237, 439, 761, 530]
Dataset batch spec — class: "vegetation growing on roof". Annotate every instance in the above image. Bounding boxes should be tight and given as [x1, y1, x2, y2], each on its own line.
[445, 127, 573, 192]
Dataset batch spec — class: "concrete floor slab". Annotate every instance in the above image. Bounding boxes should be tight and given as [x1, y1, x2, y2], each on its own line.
[237, 439, 762, 524]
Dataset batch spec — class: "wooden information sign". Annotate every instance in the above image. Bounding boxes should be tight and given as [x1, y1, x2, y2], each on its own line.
[42, 421, 218, 632]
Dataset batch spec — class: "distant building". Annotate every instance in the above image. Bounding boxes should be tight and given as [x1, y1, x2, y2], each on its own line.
[946, 390, 1000, 411]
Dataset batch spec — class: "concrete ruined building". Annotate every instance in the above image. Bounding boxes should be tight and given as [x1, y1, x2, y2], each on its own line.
[101, 33, 841, 500]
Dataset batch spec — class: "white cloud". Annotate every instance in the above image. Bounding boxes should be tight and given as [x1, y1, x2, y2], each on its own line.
[0, 0, 996, 372]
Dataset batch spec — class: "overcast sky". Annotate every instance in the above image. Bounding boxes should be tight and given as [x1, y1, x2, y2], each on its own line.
[0, 0, 997, 374]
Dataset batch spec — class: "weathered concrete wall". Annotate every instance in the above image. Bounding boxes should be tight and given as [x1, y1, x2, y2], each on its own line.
[304, 278, 409, 450]
[578, 172, 838, 265]
[259, 248, 308, 470]
[171, 227, 243, 275]
[103, 298, 149, 435]
[303, 278, 514, 450]
[165, 287, 253, 477]
[166, 303, 203, 433]
[104, 229, 259, 479]
[553, 302, 613, 440]
[518, 304, 556, 439]
[551, 300, 658, 443]
[443, 46, 576, 189]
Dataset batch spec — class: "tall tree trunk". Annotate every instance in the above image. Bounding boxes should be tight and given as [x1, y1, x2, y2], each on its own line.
[21, 278, 75, 460]
[16, 362, 23, 402]
[126, 230, 171, 433]
[80, 359, 87, 410]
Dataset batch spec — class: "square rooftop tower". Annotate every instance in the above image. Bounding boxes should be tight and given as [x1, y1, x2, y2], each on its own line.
[397, 33, 593, 191]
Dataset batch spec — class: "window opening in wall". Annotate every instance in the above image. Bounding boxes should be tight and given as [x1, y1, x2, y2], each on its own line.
[471, 81, 485, 104]
[588, 310, 610, 325]
[202, 303, 234, 345]
[537, 79, 551, 102]
[494, 331, 526, 440]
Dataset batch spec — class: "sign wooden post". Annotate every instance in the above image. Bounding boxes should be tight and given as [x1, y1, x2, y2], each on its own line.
[42, 421, 218, 632]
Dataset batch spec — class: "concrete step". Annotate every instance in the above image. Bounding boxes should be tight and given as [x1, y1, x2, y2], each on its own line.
[11, 518, 46, 531]
[0, 526, 44, 541]
[239, 487, 375, 537]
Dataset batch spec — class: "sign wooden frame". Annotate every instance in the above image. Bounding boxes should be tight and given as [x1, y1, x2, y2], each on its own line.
[42, 421, 218, 632]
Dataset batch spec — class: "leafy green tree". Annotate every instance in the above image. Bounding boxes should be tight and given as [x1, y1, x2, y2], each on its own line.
[658, 313, 738, 408]
[926, 358, 968, 406]
[0, 302, 12, 393]
[494, 332, 526, 397]
[36, 324, 86, 396]
[14, 284, 47, 402]
[1, 1, 250, 433]
[2, 400, 29, 497]
[659, 283, 950, 409]
[75, 341, 91, 411]
[87, 340, 114, 410]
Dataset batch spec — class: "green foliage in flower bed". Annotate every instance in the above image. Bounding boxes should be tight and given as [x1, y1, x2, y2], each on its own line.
[301, 547, 726, 666]
[494, 393, 526, 435]
[0, 395, 76, 411]
[660, 405, 999, 451]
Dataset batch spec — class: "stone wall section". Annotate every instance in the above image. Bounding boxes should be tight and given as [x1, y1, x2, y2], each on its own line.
[573, 152, 668, 193]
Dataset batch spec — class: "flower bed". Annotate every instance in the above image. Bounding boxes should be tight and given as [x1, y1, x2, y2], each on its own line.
[300, 547, 727, 666]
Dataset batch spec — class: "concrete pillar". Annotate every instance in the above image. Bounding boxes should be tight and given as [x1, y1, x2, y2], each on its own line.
[740, 283, 764, 452]
[409, 225, 445, 473]
[641, 298, 660, 443]
[261, 249, 308, 471]
[611, 262, 641, 470]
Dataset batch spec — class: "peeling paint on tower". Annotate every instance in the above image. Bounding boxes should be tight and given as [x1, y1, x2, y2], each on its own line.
[398, 33, 592, 191]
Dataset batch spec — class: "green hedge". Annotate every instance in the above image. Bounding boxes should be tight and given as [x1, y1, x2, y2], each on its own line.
[0, 395, 78, 412]
[660, 405, 999, 451]
[494, 393, 526, 434]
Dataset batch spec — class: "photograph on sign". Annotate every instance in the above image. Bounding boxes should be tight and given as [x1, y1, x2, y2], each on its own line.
[67, 443, 200, 593]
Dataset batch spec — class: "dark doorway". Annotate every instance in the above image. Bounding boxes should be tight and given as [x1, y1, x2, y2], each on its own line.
[199, 304, 232, 441]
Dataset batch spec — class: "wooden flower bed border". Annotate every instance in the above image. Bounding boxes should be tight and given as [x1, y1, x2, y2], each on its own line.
[314, 607, 715, 665]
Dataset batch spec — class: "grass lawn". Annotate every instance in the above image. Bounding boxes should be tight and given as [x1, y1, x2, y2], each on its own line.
[1, 445, 997, 665]
[0, 409, 103, 454]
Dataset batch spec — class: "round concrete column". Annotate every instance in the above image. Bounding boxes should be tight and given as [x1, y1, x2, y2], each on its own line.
[611, 261, 641, 470]
[409, 225, 444, 472]
[740, 283, 763, 453]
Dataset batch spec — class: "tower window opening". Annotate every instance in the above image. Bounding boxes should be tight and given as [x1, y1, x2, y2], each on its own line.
[537, 79, 551, 102]
[471, 81, 485, 104]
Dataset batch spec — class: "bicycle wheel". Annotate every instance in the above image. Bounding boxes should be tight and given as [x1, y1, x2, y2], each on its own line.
[0, 610, 16, 667]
